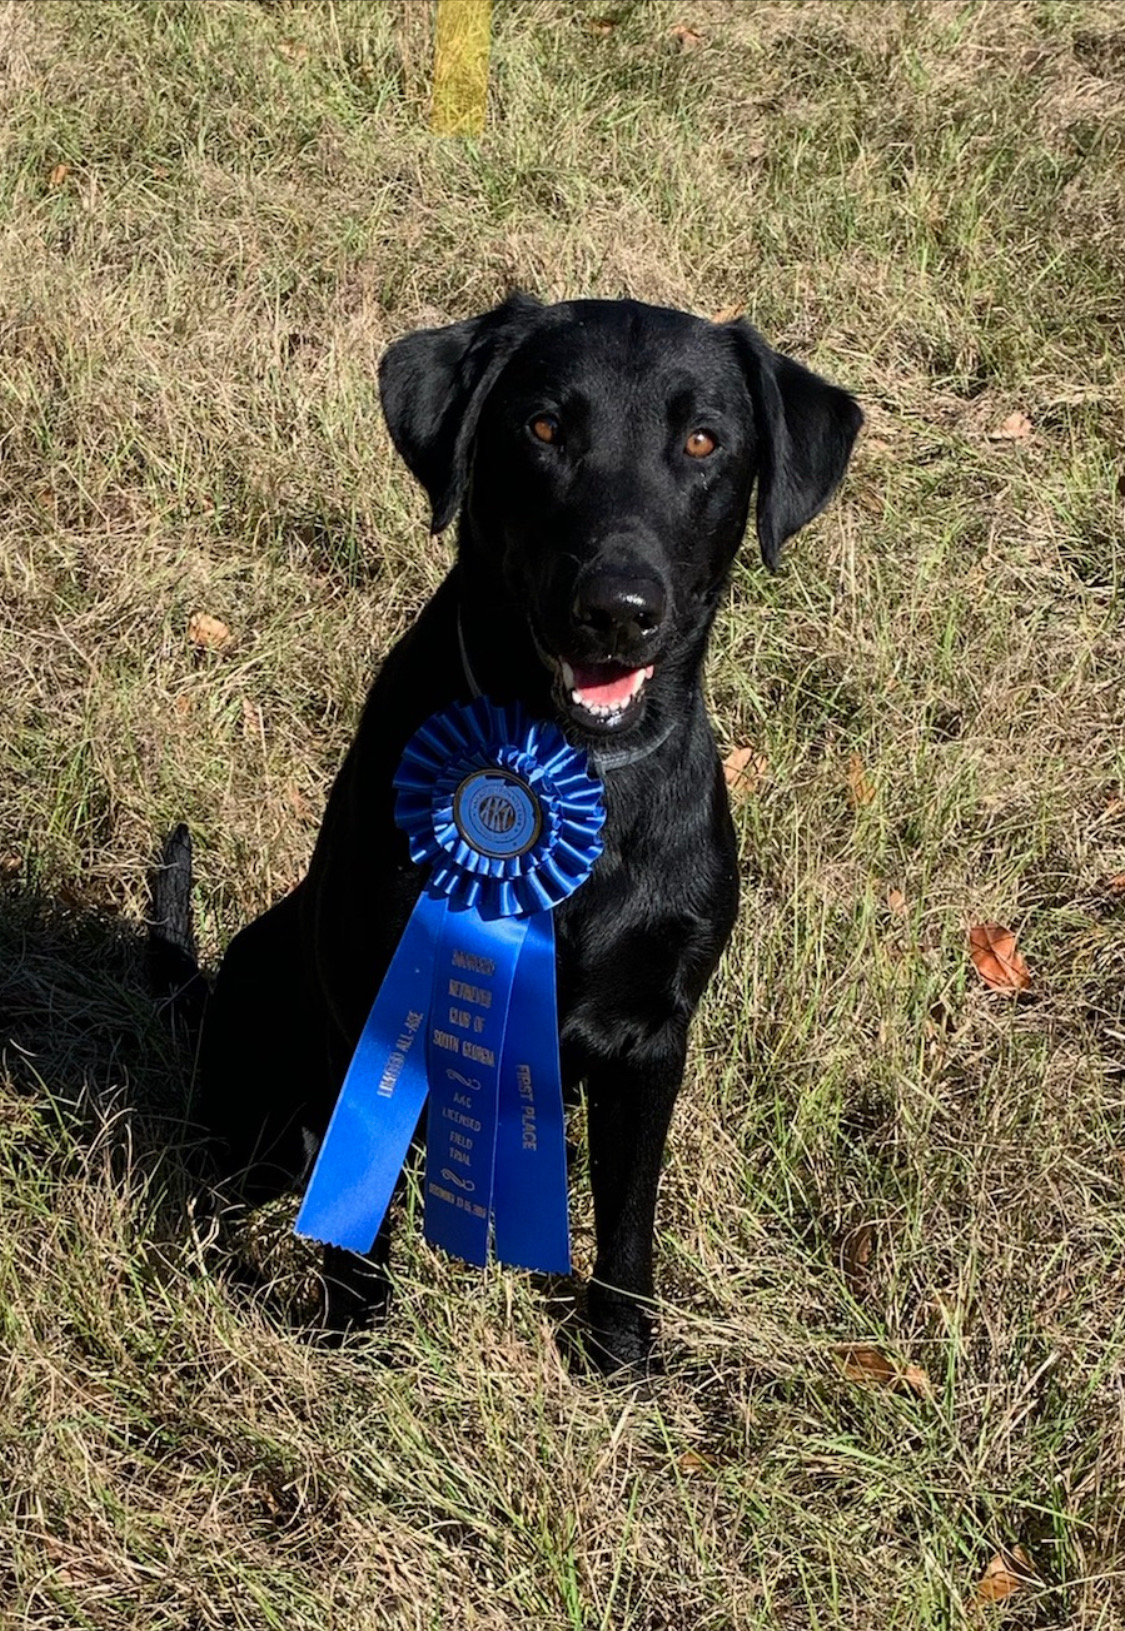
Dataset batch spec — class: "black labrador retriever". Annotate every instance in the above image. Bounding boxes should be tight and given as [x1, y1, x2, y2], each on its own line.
[161, 294, 861, 1371]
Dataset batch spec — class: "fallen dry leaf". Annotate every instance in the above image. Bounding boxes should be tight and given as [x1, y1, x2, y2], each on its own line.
[840, 1223, 874, 1294]
[39, 1533, 100, 1589]
[677, 1449, 711, 1476]
[0, 853, 21, 878]
[924, 997, 958, 1056]
[926, 996, 956, 1036]
[670, 22, 703, 48]
[723, 745, 768, 797]
[48, 162, 71, 188]
[847, 752, 875, 807]
[286, 780, 313, 821]
[585, 16, 617, 34]
[188, 612, 232, 650]
[711, 302, 745, 324]
[887, 887, 907, 915]
[834, 1343, 931, 1398]
[901, 1363, 932, 1398]
[976, 1546, 1035, 1604]
[988, 410, 1032, 442]
[924, 998, 956, 1066]
[1107, 873, 1125, 892]
[968, 923, 1031, 994]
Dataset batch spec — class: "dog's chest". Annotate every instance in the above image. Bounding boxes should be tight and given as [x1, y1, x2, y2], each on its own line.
[550, 781, 737, 1057]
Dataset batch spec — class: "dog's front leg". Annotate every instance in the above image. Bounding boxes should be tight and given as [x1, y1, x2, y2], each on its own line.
[584, 1023, 688, 1372]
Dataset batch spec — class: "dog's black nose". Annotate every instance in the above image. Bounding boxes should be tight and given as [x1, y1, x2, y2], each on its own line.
[571, 569, 667, 650]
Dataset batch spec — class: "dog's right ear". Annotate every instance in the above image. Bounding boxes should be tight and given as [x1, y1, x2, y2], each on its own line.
[378, 293, 543, 534]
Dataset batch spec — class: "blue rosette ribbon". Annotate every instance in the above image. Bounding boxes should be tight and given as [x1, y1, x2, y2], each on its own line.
[295, 697, 605, 1274]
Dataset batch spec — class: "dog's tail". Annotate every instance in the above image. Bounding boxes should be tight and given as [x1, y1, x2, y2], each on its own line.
[147, 823, 208, 1043]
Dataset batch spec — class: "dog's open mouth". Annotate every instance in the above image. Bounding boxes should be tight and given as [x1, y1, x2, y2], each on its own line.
[558, 659, 654, 729]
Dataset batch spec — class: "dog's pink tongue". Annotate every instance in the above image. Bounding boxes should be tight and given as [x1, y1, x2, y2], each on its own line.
[570, 664, 649, 707]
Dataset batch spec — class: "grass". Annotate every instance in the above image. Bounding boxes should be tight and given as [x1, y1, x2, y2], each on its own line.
[1, 0, 1124, 1624]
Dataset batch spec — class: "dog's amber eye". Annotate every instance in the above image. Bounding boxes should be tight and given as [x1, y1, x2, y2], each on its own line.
[531, 414, 560, 445]
[685, 429, 717, 458]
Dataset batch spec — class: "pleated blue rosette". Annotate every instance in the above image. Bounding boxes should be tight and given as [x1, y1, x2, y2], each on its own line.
[295, 696, 605, 1274]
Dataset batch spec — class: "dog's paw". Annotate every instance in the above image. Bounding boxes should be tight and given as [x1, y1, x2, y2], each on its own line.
[586, 1284, 658, 1376]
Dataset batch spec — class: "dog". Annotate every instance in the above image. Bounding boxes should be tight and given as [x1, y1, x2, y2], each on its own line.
[155, 294, 861, 1371]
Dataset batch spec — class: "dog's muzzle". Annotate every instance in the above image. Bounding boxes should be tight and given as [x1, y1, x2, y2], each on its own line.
[550, 562, 667, 731]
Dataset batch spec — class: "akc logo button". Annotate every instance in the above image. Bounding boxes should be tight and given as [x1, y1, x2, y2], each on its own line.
[453, 769, 542, 859]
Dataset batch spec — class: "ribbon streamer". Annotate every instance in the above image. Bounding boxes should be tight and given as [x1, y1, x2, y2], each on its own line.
[295, 697, 605, 1275]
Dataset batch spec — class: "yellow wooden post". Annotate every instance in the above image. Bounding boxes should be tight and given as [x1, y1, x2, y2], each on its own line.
[431, 0, 493, 136]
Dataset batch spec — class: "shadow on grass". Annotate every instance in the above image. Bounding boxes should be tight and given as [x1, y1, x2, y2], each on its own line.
[0, 878, 202, 1158]
[0, 881, 328, 1328]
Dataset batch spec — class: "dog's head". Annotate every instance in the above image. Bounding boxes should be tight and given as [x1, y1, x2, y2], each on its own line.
[379, 295, 861, 742]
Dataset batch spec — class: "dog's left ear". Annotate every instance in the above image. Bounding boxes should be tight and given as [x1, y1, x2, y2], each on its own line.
[729, 322, 863, 571]
[379, 293, 544, 534]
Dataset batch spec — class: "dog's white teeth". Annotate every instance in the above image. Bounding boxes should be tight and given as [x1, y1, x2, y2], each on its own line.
[572, 694, 628, 718]
[563, 661, 655, 721]
[569, 672, 651, 718]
